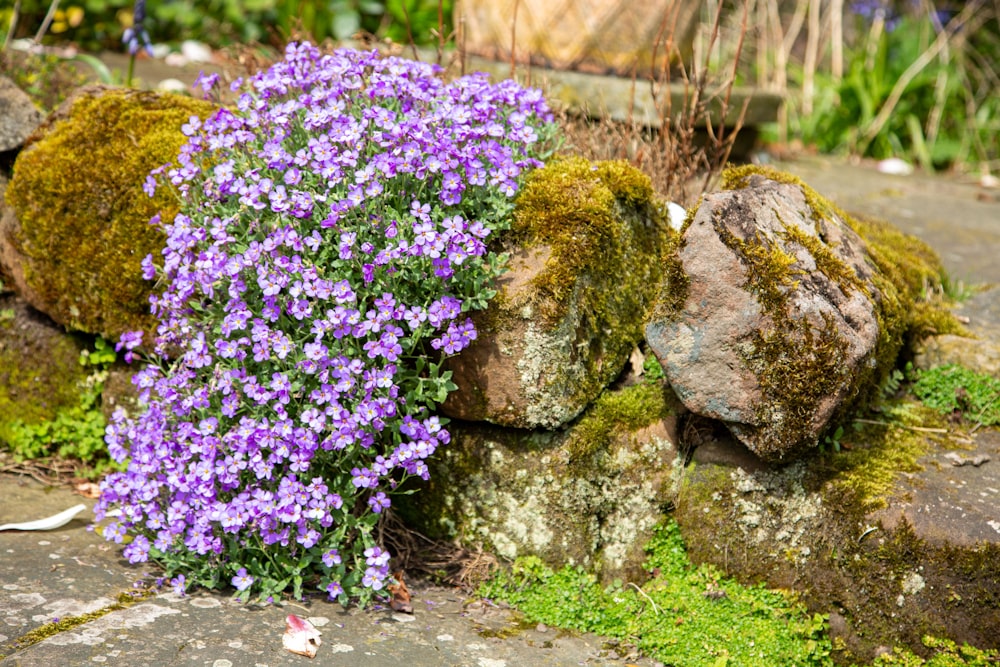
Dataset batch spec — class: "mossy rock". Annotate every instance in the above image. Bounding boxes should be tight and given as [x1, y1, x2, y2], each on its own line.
[0, 294, 89, 441]
[647, 165, 962, 461]
[442, 156, 674, 429]
[2, 85, 218, 341]
[399, 381, 684, 581]
[672, 414, 1000, 663]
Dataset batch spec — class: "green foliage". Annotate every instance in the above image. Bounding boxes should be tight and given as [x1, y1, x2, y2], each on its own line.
[864, 635, 999, 666]
[912, 364, 1000, 426]
[642, 354, 666, 383]
[771, 9, 999, 171]
[480, 521, 834, 667]
[2, 337, 120, 477]
[1, 0, 454, 51]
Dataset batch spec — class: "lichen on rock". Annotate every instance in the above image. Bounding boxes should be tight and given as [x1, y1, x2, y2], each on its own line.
[2, 85, 218, 341]
[400, 381, 683, 581]
[443, 156, 673, 429]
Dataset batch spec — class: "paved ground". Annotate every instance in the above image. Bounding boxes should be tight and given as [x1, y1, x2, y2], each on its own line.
[0, 476, 653, 667]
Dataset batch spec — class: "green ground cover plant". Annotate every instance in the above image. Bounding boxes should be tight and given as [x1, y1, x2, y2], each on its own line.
[481, 519, 999, 667]
[912, 364, 1000, 426]
[480, 520, 834, 667]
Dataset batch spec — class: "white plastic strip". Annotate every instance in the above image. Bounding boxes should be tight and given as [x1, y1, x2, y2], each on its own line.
[0, 504, 87, 531]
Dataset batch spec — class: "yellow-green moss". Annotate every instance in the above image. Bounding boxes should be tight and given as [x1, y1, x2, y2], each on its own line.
[510, 156, 668, 328]
[0, 297, 90, 442]
[650, 227, 688, 322]
[566, 382, 678, 460]
[827, 401, 943, 511]
[5, 88, 218, 341]
[1, 587, 156, 656]
[779, 222, 870, 299]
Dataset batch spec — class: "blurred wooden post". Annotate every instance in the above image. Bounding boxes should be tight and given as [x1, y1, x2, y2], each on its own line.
[802, 0, 821, 115]
[830, 0, 844, 81]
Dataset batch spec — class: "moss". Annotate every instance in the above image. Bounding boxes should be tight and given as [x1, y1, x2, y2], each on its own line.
[509, 155, 668, 329]
[0, 586, 156, 656]
[650, 225, 688, 322]
[827, 402, 942, 512]
[567, 382, 678, 460]
[479, 521, 834, 667]
[0, 296, 90, 442]
[780, 222, 870, 299]
[5, 87, 218, 341]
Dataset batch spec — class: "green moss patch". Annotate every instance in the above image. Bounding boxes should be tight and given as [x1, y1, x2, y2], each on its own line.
[0, 587, 156, 658]
[827, 401, 941, 511]
[5, 88, 218, 340]
[566, 381, 678, 460]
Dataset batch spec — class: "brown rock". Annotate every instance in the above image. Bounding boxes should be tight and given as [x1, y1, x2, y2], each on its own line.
[646, 172, 885, 460]
[442, 158, 670, 429]
[0, 76, 43, 152]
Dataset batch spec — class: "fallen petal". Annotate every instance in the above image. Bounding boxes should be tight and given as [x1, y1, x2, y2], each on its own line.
[283, 614, 322, 658]
[75, 482, 102, 499]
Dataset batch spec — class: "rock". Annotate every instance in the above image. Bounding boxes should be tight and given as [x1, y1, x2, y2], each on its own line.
[647, 166, 946, 461]
[1, 85, 218, 341]
[99, 364, 141, 422]
[0, 76, 43, 152]
[0, 294, 90, 436]
[442, 157, 673, 429]
[673, 422, 1000, 662]
[914, 286, 1000, 377]
[400, 381, 683, 581]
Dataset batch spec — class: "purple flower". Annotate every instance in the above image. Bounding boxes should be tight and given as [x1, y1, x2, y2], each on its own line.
[325, 581, 344, 599]
[95, 41, 557, 605]
[231, 568, 254, 592]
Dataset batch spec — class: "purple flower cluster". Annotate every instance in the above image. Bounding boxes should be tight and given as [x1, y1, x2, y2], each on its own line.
[95, 42, 555, 604]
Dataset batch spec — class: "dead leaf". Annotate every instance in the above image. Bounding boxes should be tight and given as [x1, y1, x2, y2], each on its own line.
[282, 614, 321, 658]
[388, 570, 413, 613]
